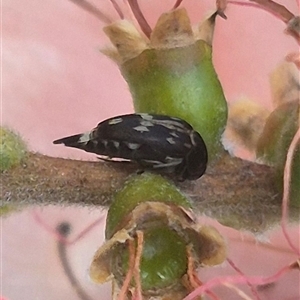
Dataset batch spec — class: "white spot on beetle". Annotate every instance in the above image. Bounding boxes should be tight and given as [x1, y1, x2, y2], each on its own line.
[184, 143, 192, 148]
[165, 156, 180, 162]
[139, 113, 153, 120]
[153, 159, 182, 168]
[170, 116, 180, 121]
[126, 143, 141, 150]
[79, 132, 91, 143]
[143, 159, 162, 165]
[108, 117, 123, 125]
[133, 126, 149, 132]
[140, 120, 154, 127]
[113, 141, 120, 148]
[166, 137, 176, 144]
[152, 119, 187, 132]
[170, 131, 179, 138]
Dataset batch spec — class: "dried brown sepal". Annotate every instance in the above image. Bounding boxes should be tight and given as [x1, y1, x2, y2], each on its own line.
[150, 8, 194, 48]
[223, 98, 270, 153]
[193, 12, 218, 46]
[192, 225, 227, 266]
[269, 61, 300, 108]
[102, 8, 217, 64]
[108, 201, 194, 238]
[89, 229, 132, 283]
[102, 20, 149, 63]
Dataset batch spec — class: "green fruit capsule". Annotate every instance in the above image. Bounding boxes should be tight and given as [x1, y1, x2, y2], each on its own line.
[256, 100, 300, 207]
[120, 41, 227, 162]
[90, 173, 226, 299]
[0, 127, 27, 171]
[103, 8, 228, 163]
[113, 225, 187, 291]
[105, 173, 191, 239]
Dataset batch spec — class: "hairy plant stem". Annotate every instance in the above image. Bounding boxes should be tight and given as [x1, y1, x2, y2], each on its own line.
[1, 151, 298, 233]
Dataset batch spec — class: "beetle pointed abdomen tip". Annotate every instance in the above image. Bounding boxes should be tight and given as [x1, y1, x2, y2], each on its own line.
[53, 138, 63, 145]
[53, 133, 84, 146]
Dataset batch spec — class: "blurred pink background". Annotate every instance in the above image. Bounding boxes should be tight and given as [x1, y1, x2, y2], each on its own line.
[2, 0, 299, 299]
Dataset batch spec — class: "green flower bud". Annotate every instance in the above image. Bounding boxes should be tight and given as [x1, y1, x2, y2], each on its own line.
[103, 8, 227, 162]
[90, 173, 226, 298]
[0, 127, 27, 171]
[120, 41, 227, 162]
[106, 173, 191, 239]
[256, 100, 300, 207]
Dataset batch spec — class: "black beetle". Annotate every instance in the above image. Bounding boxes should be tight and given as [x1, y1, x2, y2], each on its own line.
[53, 113, 207, 181]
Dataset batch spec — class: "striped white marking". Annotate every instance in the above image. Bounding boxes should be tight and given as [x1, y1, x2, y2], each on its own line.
[78, 132, 91, 143]
[108, 117, 123, 125]
[127, 143, 141, 150]
[139, 113, 153, 120]
[133, 126, 149, 132]
[166, 137, 176, 144]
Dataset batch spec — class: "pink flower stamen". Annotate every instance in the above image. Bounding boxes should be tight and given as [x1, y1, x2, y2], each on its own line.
[183, 260, 299, 300]
[127, 0, 152, 38]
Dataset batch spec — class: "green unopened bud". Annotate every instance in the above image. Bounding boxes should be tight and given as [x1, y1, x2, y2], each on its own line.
[90, 173, 226, 299]
[0, 127, 27, 171]
[256, 100, 300, 207]
[103, 8, 227, 163]
[105, 173, 191, 239]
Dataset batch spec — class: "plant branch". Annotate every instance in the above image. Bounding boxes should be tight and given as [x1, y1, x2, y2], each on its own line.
[2, 152, 298, 233]
[1, 153, 134, 207]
